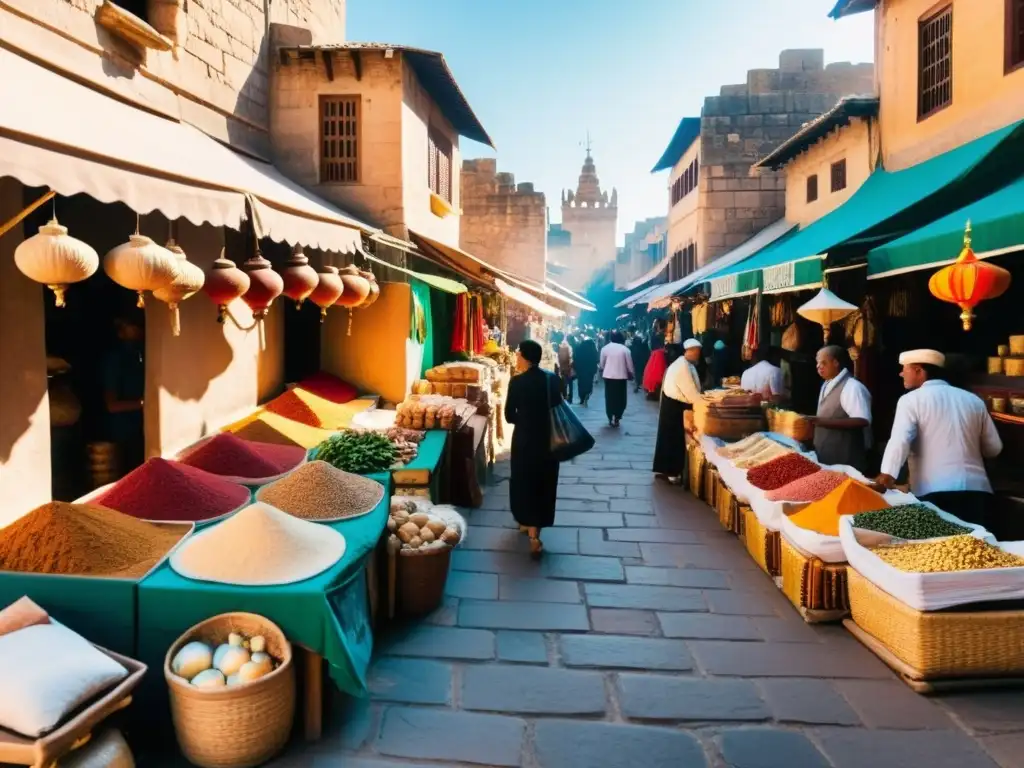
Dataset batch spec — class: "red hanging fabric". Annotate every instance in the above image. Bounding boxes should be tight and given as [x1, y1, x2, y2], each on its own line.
[451, 294, 467, 354]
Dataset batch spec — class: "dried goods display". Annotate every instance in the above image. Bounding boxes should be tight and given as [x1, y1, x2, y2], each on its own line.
[787, 478, 889, 536]
[852, 505, 971, 540]
[178, 433, 305, 480]
[717, 433, 773, 459]
[257, 461, 385, 521]
[747, 452, 819, 490]
[395, 396, 462, 431]
[170, 630, 280, 688]
[313, 430, 397, 475]
[0, 502, 185, 578]
[765, 470, 847, 502]
[734, 442, 793, 469]
[265, 389, 324, 428]
[871, 536, 1024, 573]
[694, 389, 766, 439]
[388, 498, 463, 553]
[94, 458, 250, 522]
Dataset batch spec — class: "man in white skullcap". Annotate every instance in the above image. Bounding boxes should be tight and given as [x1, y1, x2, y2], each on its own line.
[653, 339, 703, 484]
[875, 349, 1003, 531]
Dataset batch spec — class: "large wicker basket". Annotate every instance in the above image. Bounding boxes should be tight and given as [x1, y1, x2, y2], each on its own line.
[743, 506, 780, 576]
[780, 536, 849, 621]
[716, 479, 738, 533]
[765, 408, 815, 443]
[703, 466, 719, 508]
[396, 546, 453, 617]
[847, 568, 1024, 679]
[687, 443, 706, 498]
[164, 613, 295, 768]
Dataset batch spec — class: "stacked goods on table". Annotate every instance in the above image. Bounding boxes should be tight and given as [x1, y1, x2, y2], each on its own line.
[377, 427, 425, 467]
[92, 457, 250, 522]
[693, 390, 765, 439]
[415, 362, 491, 399]
[256, 461, 385, 522]
[312, 431, 397, 474]
[0, 597, 145, 765]
[765, 407, 815, 443]
[0, 502, 188, 578]
[395, 395, 476, 431]
[177, 434, 305, 484]
[746, 453, 820, 491]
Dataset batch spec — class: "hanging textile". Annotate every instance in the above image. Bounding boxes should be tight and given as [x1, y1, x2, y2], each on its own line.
[472, 294, 486, 355]
[691, 303, 708, 334]
[451, 293, 468, 354]
[431, 289, 454, 364]
[671, 307, 683, 344]
[410, 279, 435, 375]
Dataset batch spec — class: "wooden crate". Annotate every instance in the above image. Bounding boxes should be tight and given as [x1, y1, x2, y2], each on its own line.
[779, 536, 849, 622]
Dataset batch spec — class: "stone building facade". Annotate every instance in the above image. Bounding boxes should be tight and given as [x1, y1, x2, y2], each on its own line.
[556, 152, 618, 291]
[460, 160, 548, 286]
[692, 49, 873, 267]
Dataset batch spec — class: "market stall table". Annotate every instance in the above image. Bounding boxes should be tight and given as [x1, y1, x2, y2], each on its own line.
[135, 474, 391, 742]
[390, 429, 449, 502]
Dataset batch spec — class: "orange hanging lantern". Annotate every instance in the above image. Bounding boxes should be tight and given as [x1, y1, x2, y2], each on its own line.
[202, 251, 250, 323]
[241, 252, 284, 320]
[359, 268, 380, 309]
[928, 221, 1011, 331]
[280, 244, 319, 308]
[309, 265, 343, 323]
[337, 265, 371, 336]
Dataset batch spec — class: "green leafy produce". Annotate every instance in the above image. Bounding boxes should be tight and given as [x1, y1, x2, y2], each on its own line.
[313, 431, 397, 475]
[853, 504, 971, 540]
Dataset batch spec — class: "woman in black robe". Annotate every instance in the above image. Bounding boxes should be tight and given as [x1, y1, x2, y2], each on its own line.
[574, 336, 599, 407]
[505, 340, 562, 558]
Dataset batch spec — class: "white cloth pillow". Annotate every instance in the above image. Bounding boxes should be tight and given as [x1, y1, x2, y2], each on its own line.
[0, 623, 128, 737]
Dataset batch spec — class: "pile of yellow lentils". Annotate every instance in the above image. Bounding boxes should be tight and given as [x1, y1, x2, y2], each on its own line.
[871, 535, 1024, 573]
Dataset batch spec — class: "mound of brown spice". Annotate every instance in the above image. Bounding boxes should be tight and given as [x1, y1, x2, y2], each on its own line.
[0, 502, 185, 578]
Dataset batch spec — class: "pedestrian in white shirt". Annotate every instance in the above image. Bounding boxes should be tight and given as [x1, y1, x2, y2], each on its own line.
[653, 339, 703, 484]
[598, 331, 634, 427]
[740, 348, 786, 402]
[875, 349, 1002, 531]
[812, 345, 872, 474]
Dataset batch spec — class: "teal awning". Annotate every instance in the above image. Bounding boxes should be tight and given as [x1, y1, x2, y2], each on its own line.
[709, 269, 762, 302]
[700, 120, 1024, 288]
[868, 175, 1024, 278]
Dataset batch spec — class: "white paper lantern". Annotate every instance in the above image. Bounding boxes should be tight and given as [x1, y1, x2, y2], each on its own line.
[797, 288, 858, 342]
[104, 233, 179, 308]
[153, 239, 206, 336]
[13, 217, 99, 307]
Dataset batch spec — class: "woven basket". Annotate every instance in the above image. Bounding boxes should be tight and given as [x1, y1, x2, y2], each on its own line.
[687, 443, 706, 498]
[780, 536, 849, 617]
[766, 409, 815, 443]
[703, 466, 719, 508]
[743, 506, 780, 576]
[847, 568, 1024, 678]
[397, 546, 453, 617]
[164, 613, 295, 768]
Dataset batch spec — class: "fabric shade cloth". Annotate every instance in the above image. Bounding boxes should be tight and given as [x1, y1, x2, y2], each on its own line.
[621, 251, 672, 292]
[0, 49, 365, 253]
[797, 288, 858, 332]
[495, 278, 565, 318]
[362, 250, 466, 294]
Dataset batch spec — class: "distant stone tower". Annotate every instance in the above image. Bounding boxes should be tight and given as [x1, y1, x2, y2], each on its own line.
[558, 148, 617, 291]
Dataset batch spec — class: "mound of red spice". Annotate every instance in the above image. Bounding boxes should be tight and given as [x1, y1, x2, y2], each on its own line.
[179, 433, 305, 479]
[746, 452, 820, 491]
[95, 457, 250, 522]
[264, 389, 323, 428]
[296, 371, 358, 405]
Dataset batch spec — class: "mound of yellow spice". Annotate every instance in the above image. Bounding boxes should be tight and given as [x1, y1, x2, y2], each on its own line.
[871, 535, 1024, 573]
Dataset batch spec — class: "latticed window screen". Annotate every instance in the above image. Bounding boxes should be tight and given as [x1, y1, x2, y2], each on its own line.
[919, 6, 953, 118]
[319, 96, 359, 183]
[830, 159, 847, 193]
[1010, 0, 1024, 69]
[428, 128, 453, 202]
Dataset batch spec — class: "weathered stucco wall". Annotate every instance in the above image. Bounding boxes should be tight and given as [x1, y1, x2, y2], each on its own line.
[667, 141, 702, 266]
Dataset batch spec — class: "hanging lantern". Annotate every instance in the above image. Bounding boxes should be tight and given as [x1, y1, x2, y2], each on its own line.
[104, 231, 178, 308]
[337, 265, 371, 336]
[796, 288, 857, 342]
[280, 244, 319, 308]
[240, 252, 284, 320]
[359, 268, 381, 308]
[202, 251, 250, 323]
[309, 265, 343, 323]
[928, 221, 1011, 331]
[14, 217, 99, 307]
[153, 239, 205, 336]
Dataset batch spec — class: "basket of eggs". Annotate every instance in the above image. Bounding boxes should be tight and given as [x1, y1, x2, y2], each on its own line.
[387, 498, 466, 617]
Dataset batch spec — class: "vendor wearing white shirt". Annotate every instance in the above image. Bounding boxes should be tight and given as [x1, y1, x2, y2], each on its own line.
[653, 339, 703, 483]
[812, 345, 872, 474]
[740, 348, 786, 403]
[875, 349, 1002, 531]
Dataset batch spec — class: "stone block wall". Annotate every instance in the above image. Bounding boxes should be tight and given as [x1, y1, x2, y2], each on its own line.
[696, 49, 874, 265]
[460, 159, 547, 285]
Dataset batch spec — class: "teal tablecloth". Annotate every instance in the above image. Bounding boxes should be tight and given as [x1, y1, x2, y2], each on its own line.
[394, 429, 448, 501]
[136, 473, 390, 702]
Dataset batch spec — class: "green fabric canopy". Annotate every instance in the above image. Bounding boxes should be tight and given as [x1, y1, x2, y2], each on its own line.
[700, 120, 1024, 289]
[411, 278, 435, 375]
[868, 174, 1024, 278]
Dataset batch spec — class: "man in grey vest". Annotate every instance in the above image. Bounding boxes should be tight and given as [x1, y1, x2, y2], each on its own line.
[811, 345, 872, 474]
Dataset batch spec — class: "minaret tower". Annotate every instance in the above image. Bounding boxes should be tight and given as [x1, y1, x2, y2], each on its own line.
[559, 133, 618, 290]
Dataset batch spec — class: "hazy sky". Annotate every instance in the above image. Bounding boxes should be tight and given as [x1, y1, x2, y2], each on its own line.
[348, 1, 876, 245]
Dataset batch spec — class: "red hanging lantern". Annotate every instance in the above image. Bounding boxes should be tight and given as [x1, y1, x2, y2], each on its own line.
[280, 244, 319, 307]
[928, 221, 1012, 331]
[241, 252, 284, 320]
[360, 268, 380, 309]
[309, 265, 344, 323]
[202, 252, 251, 323]
[337, 265, 371, 336]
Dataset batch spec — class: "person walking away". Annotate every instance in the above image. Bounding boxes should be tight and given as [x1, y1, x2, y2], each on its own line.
[874, 350, 1002, 533]
[599, 331, 633, 427]
[574, 335, 599, 407]
[557, 336, 575, 403]
[505, 340, 563, 558]
[812, 345, 872, 474]
[740, 347, 786, 402]
[630, 333, 651, 393]
[654, 339, 703, 484]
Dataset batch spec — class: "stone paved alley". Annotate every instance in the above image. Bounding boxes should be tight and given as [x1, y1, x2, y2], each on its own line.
[271, 389, 1024, 768]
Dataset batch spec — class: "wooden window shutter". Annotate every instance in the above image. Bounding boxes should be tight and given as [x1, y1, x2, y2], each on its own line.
[918, 6, 953, 119]
[319, 96, 360, 183]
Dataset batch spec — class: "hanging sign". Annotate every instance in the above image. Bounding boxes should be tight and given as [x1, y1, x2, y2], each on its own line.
[710, 273, 739, 301]
[763, 261, 796, 293]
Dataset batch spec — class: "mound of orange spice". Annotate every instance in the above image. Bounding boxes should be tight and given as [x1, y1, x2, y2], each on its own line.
[787, 478, 889, 536]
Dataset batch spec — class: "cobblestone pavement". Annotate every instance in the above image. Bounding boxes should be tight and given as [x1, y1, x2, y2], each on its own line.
[270, 388, 1023, 768]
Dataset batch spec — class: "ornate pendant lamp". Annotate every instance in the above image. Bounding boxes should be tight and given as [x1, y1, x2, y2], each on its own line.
[202, 250, 251, 323]
[104, 222, 179, 307]
[153, 237, 205, 336]
[336, 264, 371, 335]
[240, 250, 284, 320]
[928, 221, 1011, 331]
[309, 265, 344, 323]
[360, 268, 381, 308]
[797, 288, 857, 342]
[280, 244, 319, 308]
[14, 216, 99, 307]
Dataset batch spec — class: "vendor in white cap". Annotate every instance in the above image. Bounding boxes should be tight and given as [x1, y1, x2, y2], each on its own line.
[653, 338, 703, 484]
[875, 349, 1002, 530]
